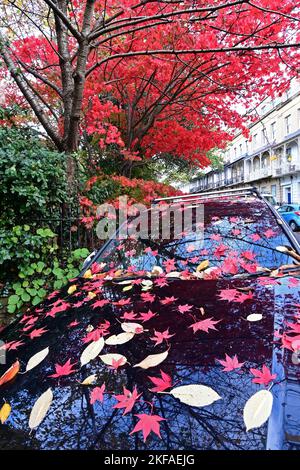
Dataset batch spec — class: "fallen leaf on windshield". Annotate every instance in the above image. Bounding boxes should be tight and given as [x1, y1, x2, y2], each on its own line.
[80, 337, 105, 366]
[250, 365, 277, 386]
[243, 389, 273, 432]
[81, 374, 97, 385]
[133, 350, 168, 369]
[29, 388, 53, 430]
[150, 329, 175, 346]
[121, 322, 144, 334]
[247, 313, 263, 322]
[216, 354, 244, 372]
[113, 386, 141, 414]
[25, 347, 49, 373]
[130, 413, 166, 442]
[189, 318, 221, 334]
[105, 332, 134, 345]
[0, 360, 20, 387]
[196, 260, 209, 272]
[0, 403, 11, 424]
[169, 384, 221, 407]
[99, 353, 127, 367]
[90, 384, 105, 404]
[148, 370, 173, 392]
[67, 285, 77, 295]
[49, 359, 77, 378]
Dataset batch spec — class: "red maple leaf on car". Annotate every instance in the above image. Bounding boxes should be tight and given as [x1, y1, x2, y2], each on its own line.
[150, 329, 175, 346]
[49, 358, 77, 378]
[92, 299, 109, 309]
[178, 304, 193, 314]
[264, 229, 276, 239]
[160, 296, 178, 305]
[29, 327, 48, 340]
[216, 354, 245, 372]
[120, 310, 137, 320]
[218, 289, 239, 302]
[140, 292, 156, 303]
[130, 413, 166, 442]
[250, 365, 277, 386]
[90, 384, 106, 404]
[241, 250, 256, 261]
[189, 318, 221, 334]
[249, 233, 261, 242]
[148, 370, 173, 392]
[213, 244, 228, 259]
[113, 386, 141, 415]
[111, 357, 126, 370]
[138, 310, 157, 322]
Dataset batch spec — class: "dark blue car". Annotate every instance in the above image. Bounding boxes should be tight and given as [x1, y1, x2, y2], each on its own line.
[1, 189, 300, 450]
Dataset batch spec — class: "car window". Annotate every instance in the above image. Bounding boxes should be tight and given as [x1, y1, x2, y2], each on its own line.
[95, 199, 296, 278]
[279, 205, 287, 212]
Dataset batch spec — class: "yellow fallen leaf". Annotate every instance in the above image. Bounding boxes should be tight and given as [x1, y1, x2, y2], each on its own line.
[0, 403, 11, 424]
[83, 269, 92, 279]
[67, 285, 77, 295]
[88, 292, 96, 299]
[122, 285, 133, 292]
[196, 260, 209, 272]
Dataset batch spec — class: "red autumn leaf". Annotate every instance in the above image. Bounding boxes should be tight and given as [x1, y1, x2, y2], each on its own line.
[68, 320, 80, 328]
[250, 365, 277, 386]
[218, 289, 239, 302]
[0, 360, 20, 386]
[113, 386, 141, 415]
[241, 250, 256, 261]
[121, 310, 137, 320]
[138, 310, 157, 322]
[178, 304, 193, 314]
[148, 370, 173, 392]
[160, 296, 178, 305]
[29, 327, 48, 340]
[216, 354, 245, 372]
[111, 357, 126, 370]
[130, 413, 166, 442]
[92, 299, 109, 309]
[49, 358, 77, 378]
[189, 318, 221, 334]
[140, 292, 156, 303]
[264, 229, 276, 238]
[7, 340, 25, 351]
[90, 384, 106, 404]
[150, 329, 175, 346]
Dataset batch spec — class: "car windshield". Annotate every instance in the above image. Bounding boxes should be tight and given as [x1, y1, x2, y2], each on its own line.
[93, 197, 297, 278]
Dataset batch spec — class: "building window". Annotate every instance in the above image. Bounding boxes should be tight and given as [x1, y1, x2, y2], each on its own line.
[253, 134, 257, 147]
[261, 129, 267, 144]
[286, 147, 292, 162]
[271, 122, 276, 140]
[271, 184, 277, 197]
[285, 114, 291, 135]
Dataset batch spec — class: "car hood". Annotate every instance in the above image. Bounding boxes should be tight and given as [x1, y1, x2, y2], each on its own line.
[0, 274, 299, 450]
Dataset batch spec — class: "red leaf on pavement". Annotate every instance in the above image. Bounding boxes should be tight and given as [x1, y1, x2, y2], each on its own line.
[189, 318, 221, 334]
[90, 384, 106, 404]
[250, 365, 277, 386]
[49, 358, 77, 378]
[113, 386, 141, 415]
[216, 354, 245, 372]
[148, 370, 173, 392]
[150, 328, 175, 346]
[130, 413, 166, 442]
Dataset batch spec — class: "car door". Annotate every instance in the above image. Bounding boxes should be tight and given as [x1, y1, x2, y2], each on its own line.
[278, 205, 289, 223]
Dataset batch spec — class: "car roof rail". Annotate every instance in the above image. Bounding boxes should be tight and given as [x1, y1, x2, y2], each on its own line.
[153, 186, 261, 204]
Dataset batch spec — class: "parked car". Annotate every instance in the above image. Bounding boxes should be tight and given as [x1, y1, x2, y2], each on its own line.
[261, 193, 280, 210]
[1, 189, 300, 450]
[277, 204, 300, 231]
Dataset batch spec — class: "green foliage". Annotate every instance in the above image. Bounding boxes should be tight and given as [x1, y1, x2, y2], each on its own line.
[0, 126, 69, 226]
[0, 224, 89, 313]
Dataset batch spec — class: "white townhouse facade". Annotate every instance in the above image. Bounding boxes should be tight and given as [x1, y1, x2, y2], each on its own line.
[188, 79, 300, 204]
